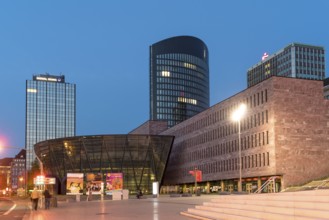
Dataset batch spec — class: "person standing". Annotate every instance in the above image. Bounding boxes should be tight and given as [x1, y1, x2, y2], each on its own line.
[136, 189, 143, 199]
[89, 187, 92, 201]
[31, 187, 40, 211]
[44, 189, 52, 209]
[86, 187, 92, 201]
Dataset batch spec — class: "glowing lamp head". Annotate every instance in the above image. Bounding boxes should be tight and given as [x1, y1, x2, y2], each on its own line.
[232, 103, 247, 122]
[0, 136, 8, 150]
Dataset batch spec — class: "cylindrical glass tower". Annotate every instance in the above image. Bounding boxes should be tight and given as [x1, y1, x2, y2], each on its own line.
[150, 36, 209, 127]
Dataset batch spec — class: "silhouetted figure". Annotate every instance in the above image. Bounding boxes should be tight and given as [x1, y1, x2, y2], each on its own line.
[136, 189, 143, 199]
[44, 189, 52, 209]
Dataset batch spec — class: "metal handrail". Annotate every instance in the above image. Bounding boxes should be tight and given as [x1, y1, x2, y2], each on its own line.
[254, 176, 278, 193]
[315, 179, 329, 190]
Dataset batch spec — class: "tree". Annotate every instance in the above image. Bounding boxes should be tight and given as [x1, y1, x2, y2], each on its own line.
[27, 159, 41, 191]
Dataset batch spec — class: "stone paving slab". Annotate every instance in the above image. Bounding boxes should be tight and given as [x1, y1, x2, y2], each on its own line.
[23, 195, 220, 220]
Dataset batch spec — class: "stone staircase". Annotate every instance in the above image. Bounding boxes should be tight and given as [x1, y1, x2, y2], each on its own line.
[180, 190, 329, 220]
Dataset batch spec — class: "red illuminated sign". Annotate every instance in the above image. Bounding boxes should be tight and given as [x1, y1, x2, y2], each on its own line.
[189, 169, 202, 182]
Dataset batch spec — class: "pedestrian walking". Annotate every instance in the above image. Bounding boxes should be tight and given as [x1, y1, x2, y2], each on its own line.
[87, 187, 92, 201]
[31, 187, 40, 211]
[44, 189, 52, 209]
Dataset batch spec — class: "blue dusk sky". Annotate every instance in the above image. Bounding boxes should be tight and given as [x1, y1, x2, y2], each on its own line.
[0, 0, 328, 158]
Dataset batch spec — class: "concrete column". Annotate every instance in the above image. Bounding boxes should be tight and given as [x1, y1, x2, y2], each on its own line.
[258, 177, 262, 189]
[183, 184, 187, 193]
[206, 182, 210, 194]
[221, 180, 225, 192]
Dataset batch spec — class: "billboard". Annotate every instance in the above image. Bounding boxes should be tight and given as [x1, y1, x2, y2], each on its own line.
[66, 173, 83, 195]
[86, 173, 103, 195]
[105, 173, 123, 194]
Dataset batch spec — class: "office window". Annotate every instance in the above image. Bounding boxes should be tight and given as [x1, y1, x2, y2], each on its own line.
[263, 153, 266, 166]
[267, 152, 270, 166]
[252, 155, 254, 168]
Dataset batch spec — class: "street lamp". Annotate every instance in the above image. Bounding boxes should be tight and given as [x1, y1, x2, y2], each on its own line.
[19, 177, 24, 188]
[231, 103, 247, 192]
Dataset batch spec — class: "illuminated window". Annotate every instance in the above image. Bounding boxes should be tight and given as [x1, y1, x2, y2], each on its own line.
[161, 71, 171, 77]
[27, 88, 37, 93]
[177, 97, 197, 105]
[184, 63, 196, 70]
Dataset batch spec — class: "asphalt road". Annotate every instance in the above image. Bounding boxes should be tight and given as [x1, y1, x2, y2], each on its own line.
[0, 197, 29, 220]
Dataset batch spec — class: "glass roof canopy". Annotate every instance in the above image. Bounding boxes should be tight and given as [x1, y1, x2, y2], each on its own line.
[34, 134, 174, 194]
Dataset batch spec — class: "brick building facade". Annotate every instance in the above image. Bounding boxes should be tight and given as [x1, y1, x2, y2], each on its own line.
[160, 76, 329, 192]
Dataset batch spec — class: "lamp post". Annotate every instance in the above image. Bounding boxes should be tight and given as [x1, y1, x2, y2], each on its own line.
[231, 103, 247, 192]
[34, 154, 44, 176]
[19, 177, 24, 188]
[194, 167, 197, 195]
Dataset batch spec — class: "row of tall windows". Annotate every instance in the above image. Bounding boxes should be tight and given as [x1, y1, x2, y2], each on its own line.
[173, 90, 269, 138]
[173, 151, 271, 178]
[156, 53, 208, 71]
[295, 46, 324, 55]
[176, 110, 268, 150]
[170, 127, 270, 167]
[276, 50, 292, 80]
[294, 48, 325, 79]
[181, 130, 269, 164]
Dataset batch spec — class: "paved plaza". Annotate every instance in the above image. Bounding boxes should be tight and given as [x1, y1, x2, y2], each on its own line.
[22, 195, 218, 220]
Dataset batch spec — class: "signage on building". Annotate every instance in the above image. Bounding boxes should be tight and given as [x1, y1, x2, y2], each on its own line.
[36, 76, 57, 82]
[34, 175, 45, 185]
[262, 52, 269, 61]
[189, 169, 202, 182]
[34, 74, 65, 83]
[33, 176, 56, 185]
[44, 177, 56, 185]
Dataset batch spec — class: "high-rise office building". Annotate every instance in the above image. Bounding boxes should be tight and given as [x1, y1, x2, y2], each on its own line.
[247, 43, 325, 87]
[150, 36, 209, 128]
[25, 74, 76, 170]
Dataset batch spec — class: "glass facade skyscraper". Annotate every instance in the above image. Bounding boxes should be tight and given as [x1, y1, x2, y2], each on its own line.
[25, 74, 76, 170]
[150, 36, 209, 128]
[247, 43, 325, 87]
